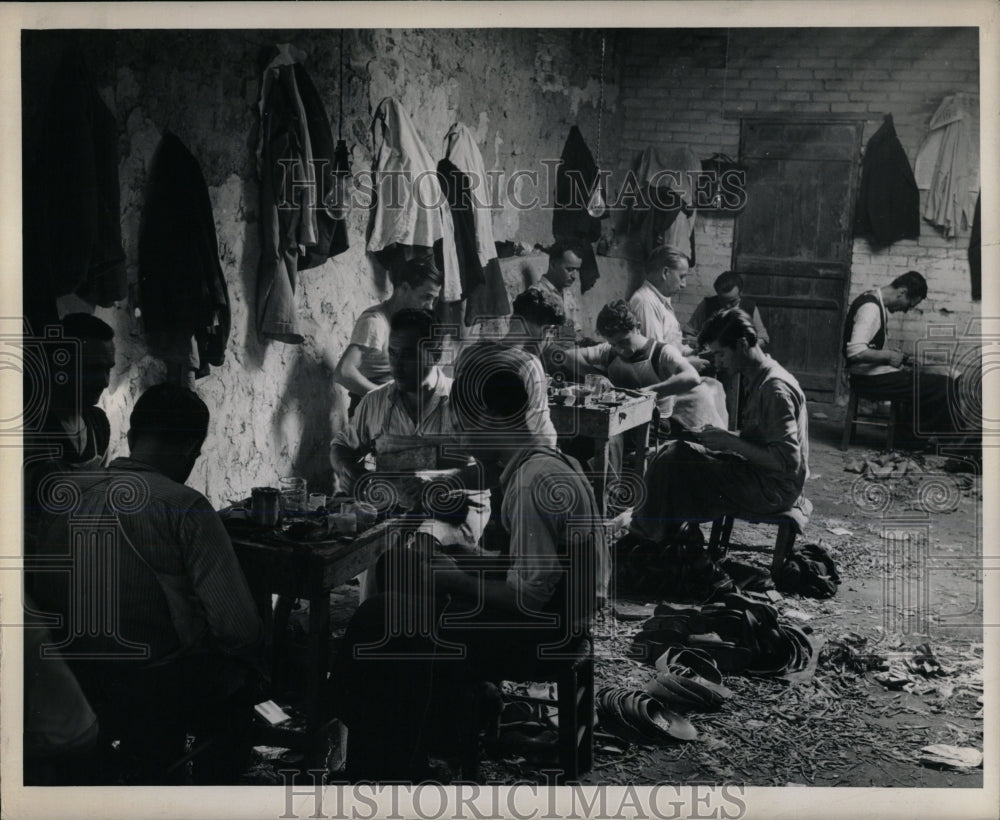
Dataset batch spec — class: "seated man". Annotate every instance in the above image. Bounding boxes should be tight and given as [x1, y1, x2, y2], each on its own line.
[25, 314, 116, 547]
[331, 308, 490, 558]
[530, 239, 585, 343]
[843, 270, 964, 446]
[332, 258, 442, 413]
[627, 308, 809, 548]
[567, 300, 728, 435]
[331, 344, 606, 781]
[30, 384, 265, 784]
[683, 270, 769, 349]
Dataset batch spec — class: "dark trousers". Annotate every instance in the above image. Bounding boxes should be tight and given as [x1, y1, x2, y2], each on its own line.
[850, 369, 957, 442]
[331, 591, 573, 782]
[72, 653, 261, 784]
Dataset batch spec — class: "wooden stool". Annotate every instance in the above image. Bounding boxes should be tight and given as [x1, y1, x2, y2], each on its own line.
[465, 638, 595, 783]
[707, 506, 809, 580]
[840, 387, 900, 451]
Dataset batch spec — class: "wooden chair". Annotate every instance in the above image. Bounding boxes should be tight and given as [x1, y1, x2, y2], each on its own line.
[840, 386, 901, 451]
[464, 637, 595, 783]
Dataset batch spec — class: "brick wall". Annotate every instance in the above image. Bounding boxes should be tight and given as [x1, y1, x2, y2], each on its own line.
[615, 28, 980, 382]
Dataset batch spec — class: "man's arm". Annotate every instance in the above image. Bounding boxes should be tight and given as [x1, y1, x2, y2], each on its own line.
[751, 306, 770, 348]
[181, 501, 265, 670]
[647, 345, 701, 397]
[695, 383, 804, 474]
[333, 344, 381, 396]
[330, 394, 377, 491]
[845, 302, 904, 367]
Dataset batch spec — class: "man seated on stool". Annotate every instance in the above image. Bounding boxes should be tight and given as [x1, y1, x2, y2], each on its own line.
[683, 271, 769, 350]
[331, 309, 490, 576]
[843, 270, 965, 448]
[30, 384, 266, 784]
[330, 344, 606, 782]
[623, 308, 810, 554]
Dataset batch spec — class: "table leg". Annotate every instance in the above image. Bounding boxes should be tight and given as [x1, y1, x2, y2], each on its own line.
[306, 581, 331, 764]
[592, 437, 611, 518]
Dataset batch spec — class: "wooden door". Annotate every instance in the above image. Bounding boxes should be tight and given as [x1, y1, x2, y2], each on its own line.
[732, 118, 863, 401]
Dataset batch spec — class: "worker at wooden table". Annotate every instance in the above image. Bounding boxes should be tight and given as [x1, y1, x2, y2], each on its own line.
[330, 343, 606, 782]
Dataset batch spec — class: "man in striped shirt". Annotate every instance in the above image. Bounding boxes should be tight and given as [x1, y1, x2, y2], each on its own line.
[31, 384, 264, 784]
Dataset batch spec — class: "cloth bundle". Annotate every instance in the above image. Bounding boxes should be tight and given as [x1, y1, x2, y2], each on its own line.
[774, 543, 841, 599]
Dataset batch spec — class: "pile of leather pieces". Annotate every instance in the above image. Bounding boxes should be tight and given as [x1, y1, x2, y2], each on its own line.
[595, 687, 698, 745]
[645, 647, 734, 710]
[632, 592, 823, 683]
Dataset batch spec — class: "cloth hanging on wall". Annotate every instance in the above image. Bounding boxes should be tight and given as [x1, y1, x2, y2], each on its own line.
[139, 132, 231, 380]
[853, 114, 920, 246]
[367, 98, 461, 302]
[256, 44, 348, 344]
[553, 126, 604, 293]
[24, 45, 126, 323]
[443, 122, 511, 325]
[969, 193, 981, 302]
[914, 94, 979, 238]
[627, 145, 699, 263]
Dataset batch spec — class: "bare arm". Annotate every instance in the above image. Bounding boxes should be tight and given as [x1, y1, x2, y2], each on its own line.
[333, 344, 381, 396]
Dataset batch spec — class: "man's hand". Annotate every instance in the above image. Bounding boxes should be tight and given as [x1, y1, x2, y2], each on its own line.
[693, 425, 740, 451]
[687, 356, 713, 375]
[887, 349, 905, 368]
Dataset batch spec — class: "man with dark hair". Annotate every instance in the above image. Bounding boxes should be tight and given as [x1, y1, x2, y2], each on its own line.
[566, 299, 727, 435]
[333, 257, 443, 411]
[625, 308, 810, 550]
[843, 270, 961, 445]
[43, 313, 116, 468]
[531, 239, 584, 341]
[31, 383, 265, 784]
[683, 270, 769, 349]
[24, 314, 117, 552]
[331, 343, 605, 781]
[331, 309, 489, 560]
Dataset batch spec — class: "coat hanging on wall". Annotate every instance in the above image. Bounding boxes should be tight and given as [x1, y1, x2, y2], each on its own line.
[442, 122, 511, 326]
[256, 44, 349, 344]
[627, 145, 699, 265]
[914, 93, 979, 239]
[23, 45, 126, 325]
[853, 114, 920, 246]
[139, 132, 230, 381]
[552, 125, 604, 293]
[367, 97, 461, 303]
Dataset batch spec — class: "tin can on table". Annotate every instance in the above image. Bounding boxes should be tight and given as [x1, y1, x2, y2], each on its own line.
[251, 487, 282, 527]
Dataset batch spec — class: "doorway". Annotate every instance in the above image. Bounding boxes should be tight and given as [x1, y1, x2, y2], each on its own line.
[732, 117, 864, 401]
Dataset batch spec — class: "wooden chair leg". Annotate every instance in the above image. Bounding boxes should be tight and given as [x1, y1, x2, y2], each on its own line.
[577, 657, 595, 776]
[840, 390, 859, 451]
[886, 400, 898, 451]
[770, 522, 797, 579]
[707, 518, 726, 559]
[557, 666, 579, 782]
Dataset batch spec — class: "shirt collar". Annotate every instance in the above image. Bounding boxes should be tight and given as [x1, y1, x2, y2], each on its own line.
[641, 280, 672, 309]
[387, 366, 448, 401]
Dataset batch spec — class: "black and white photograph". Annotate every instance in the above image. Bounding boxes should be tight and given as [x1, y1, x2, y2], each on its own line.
[3, 2, 997, 819]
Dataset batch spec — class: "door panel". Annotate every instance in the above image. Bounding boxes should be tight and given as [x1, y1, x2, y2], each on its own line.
[733, 118, 863, 401]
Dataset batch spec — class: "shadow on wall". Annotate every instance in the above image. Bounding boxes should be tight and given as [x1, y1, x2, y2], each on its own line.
[272, 349, 337, 498]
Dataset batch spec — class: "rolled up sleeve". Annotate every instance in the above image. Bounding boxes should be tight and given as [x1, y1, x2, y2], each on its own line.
[845, 302, 880, 360]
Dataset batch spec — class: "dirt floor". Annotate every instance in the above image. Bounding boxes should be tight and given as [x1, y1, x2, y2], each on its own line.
[245, 409, 985, 787]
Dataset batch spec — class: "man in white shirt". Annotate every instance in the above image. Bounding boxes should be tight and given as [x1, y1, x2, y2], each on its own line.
[843, 270, 959, 445]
